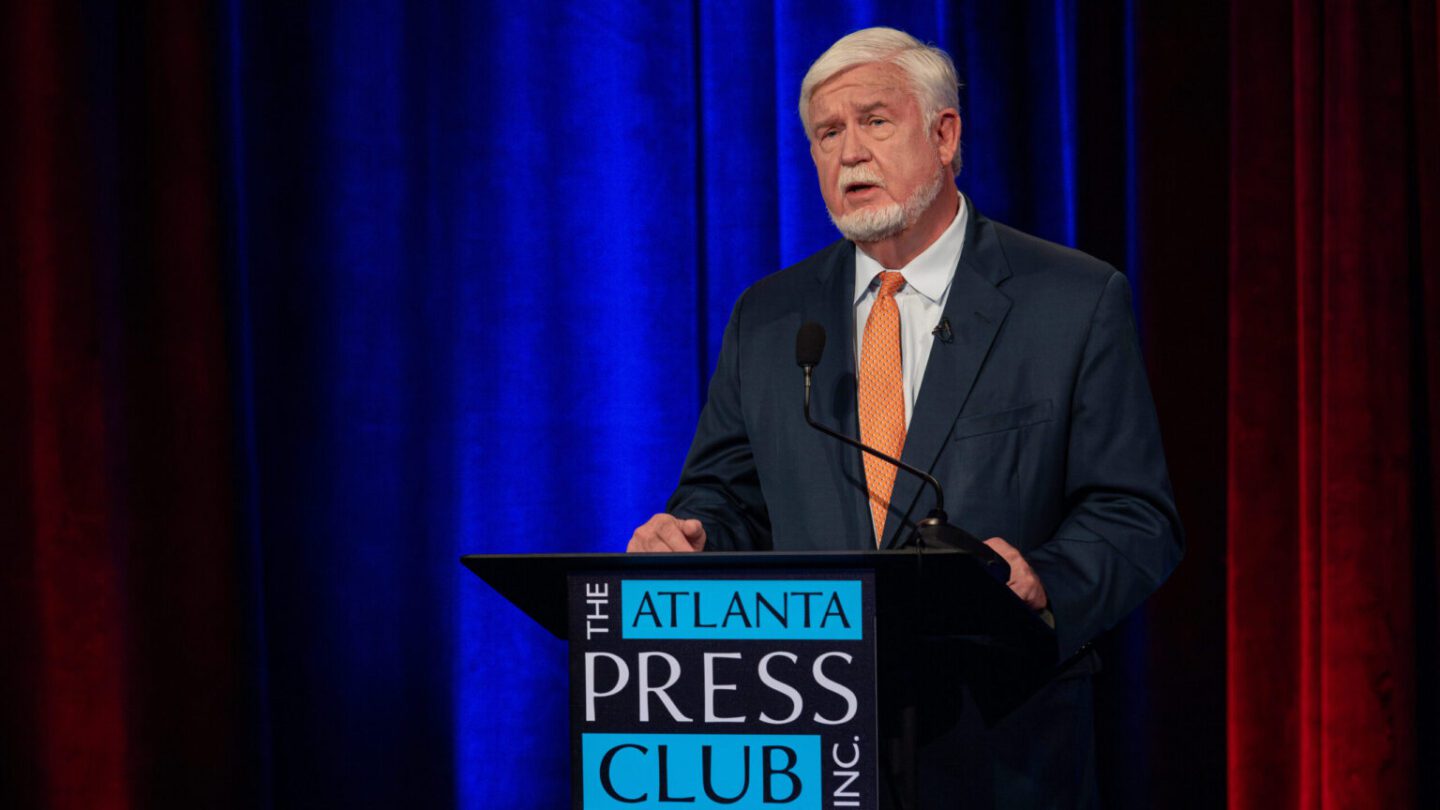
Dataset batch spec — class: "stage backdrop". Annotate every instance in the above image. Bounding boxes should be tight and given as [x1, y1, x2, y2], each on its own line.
[3, 1, 1435, 808]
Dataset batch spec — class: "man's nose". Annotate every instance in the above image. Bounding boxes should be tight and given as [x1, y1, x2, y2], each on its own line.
[839, 128, 871, 165]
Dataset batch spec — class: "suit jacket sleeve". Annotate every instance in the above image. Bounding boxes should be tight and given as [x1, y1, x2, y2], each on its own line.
[665, 292, 772, 551]
[1024, 271, 1184, 659]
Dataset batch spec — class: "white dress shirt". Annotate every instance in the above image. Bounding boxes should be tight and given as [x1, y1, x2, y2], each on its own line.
[852, 197, 969, 426]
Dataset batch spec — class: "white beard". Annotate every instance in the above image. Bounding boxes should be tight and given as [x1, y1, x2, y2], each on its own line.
[829, 166, 946, 243]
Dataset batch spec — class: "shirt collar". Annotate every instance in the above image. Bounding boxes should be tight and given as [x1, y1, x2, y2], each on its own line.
[852, 195, 969, 305]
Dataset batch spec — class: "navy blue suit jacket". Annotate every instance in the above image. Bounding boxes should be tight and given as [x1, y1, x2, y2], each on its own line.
[668, 205, 1183, 660]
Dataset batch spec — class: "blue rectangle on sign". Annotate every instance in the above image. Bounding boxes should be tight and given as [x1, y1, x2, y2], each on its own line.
[620, 580, 863, 640]
[581, 733, 820, 810]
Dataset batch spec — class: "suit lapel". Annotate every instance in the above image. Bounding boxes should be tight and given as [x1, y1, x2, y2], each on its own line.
[881, 207, 1013, 548]
[805, 243, 875, 550]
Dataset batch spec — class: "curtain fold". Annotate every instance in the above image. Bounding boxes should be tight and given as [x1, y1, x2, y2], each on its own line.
[3, 3, 131, 806]
[1413, 3, 1440, 800]
[2, 2, 257, 808]
[1228, 1, 1439, 807]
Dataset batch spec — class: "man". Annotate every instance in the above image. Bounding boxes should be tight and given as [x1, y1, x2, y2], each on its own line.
[629, 27, 1182, 807]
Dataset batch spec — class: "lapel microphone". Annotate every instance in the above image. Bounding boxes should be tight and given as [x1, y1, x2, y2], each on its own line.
[932, 317, 954, 343]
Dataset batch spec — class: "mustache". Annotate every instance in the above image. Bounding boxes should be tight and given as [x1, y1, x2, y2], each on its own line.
[837, 167, 885, 193]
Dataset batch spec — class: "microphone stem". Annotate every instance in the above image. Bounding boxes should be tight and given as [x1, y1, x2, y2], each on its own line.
[801, 367, 947, 518]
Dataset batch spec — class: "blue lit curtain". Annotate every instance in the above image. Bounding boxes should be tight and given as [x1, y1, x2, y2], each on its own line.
[6, 1, 1219, 808]
[222, 1, 1151, 807]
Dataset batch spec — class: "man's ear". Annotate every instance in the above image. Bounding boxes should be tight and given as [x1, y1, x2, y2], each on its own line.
[933, 109, 961, 167]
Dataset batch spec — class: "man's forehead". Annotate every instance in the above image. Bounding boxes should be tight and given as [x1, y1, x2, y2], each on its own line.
[809, 63, 914, 116]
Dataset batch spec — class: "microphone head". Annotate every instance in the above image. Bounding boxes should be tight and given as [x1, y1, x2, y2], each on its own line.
[795, 322, 826, 369]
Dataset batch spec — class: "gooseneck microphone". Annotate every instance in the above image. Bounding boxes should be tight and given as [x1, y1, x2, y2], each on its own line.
[795, 320, 826, 410]
[794, 322, 1003, 567]
[796, 322, 948, 517]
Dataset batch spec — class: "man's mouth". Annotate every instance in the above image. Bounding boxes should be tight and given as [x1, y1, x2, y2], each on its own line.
[838, 168, 885, 197]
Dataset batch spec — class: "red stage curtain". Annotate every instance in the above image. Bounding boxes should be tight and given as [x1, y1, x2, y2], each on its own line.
[1228, 1, 1440, 808]
[3, 3, 130, 806]
[1, 2, 260, 807]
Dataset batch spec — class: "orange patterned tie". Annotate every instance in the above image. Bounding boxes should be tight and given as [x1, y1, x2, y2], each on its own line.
[858, 271, 907, 545]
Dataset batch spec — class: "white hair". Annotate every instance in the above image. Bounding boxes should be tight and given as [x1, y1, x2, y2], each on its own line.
[799, 27, 962, 175]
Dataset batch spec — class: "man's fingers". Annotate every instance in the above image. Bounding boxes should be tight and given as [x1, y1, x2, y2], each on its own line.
[984, 537, 1026, 572]
[677, 519, 707, 550]
[627, 514, 702, 553]
[982, 536, 1048, 611]
[629, 530, 687, 552]
[654, 517, 694, 551]
[983, 536, 1018, 559]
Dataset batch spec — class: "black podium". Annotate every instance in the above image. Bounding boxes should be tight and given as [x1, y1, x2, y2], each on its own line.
[463, 549, 1056, 810]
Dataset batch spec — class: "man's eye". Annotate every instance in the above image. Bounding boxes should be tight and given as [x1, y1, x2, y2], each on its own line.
[821, 129, 840, 140]
[867, 117, 887, 127]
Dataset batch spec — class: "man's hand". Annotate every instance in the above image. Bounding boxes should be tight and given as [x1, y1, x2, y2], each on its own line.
[984, 537, 1048, 611]
[627, 513, 707, 552]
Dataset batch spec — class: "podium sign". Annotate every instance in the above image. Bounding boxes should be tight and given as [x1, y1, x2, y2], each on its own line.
[464, 549, 1055, 809]
[569, 571, 878, 809]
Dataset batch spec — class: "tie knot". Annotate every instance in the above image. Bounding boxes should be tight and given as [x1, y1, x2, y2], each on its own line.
[876, 271, 906, 298]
